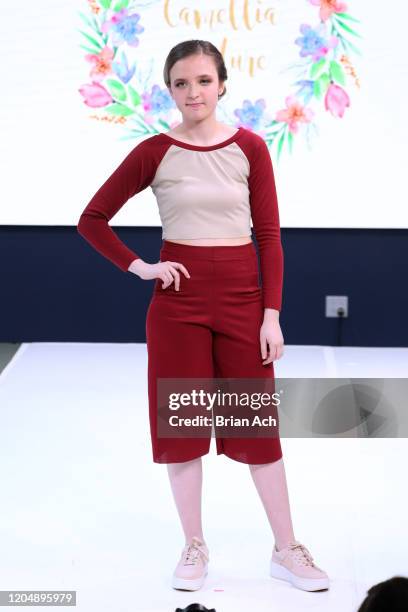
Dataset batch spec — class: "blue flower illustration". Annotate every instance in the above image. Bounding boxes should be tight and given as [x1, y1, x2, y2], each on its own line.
[112, 51, 136, 84]
[293, 79, 315, 105]
[234, 99, 266, 130]
[101, 9, 145, 48]
[295, 23, 338, 61]
[142, 85, 175, 113]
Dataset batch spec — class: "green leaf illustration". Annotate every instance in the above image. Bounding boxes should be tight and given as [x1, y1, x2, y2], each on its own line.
[158, 118, 171, 129]
[92, 15, 104, 36]
[277, 129, 285, 161]
[79, 30, 103, 51]
[336, 12, 361, 24]
[104, 102, 134, 116]
[79, 44, 102, 54]
[329, 60, 345, 85]
[130, 113, 151, 131]
[310, 58, 326, 79]
[267, 130, 283, 138]
[105, 79, 128, 102]
[99, 0, 112, 9]
[78, 11, 97, 31]
[157, 119, 170, 130]
[319, 73, 330, 93]
[113, 0, 130, 10]
[79, 14, 107, 46]
[333, 18, 362, 39]
[128, 84, 141, 107]
[287, 130, 293, 154]
[265, 120, 284, 141]
[341, 37, 362, 57]
[314, 72, 330, 99]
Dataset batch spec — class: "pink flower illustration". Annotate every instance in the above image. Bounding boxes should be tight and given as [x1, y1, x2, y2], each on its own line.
[309, 0, 348, 22]
[324, 83, 350, 117]
[78, 82, 113, 107]
[84, 46, 115, 82]
[275, 96, 314, 134]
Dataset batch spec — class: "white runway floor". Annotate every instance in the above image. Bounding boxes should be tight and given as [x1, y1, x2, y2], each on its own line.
[0, 344, 407, 612]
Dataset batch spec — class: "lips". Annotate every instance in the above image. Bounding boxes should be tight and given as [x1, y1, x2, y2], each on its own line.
[187, 103, 203, 107]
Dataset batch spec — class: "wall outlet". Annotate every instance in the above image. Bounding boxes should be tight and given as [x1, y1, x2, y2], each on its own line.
[325, 295, 348, 317]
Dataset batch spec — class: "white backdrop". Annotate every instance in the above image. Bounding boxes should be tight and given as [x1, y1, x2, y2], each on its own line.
[1, 0, 406, 228]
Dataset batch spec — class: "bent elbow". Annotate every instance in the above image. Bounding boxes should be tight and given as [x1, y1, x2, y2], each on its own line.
[77, 211, 94, 238]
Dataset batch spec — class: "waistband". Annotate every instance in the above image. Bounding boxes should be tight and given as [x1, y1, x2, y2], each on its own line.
[160, 240, 256, 261]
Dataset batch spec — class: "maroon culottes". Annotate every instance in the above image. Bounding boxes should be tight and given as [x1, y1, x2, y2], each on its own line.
[145, 240, 283, 465]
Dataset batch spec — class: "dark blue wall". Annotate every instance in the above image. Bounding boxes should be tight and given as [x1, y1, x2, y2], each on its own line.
[2, 226, 407, 346]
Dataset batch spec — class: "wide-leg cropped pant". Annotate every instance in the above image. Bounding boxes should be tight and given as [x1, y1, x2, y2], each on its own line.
[145, 239, 283, 465]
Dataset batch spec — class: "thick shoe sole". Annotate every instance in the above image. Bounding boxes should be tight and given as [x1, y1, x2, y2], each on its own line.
[172, 568, 208, 591]
[270, 560, 329, 591]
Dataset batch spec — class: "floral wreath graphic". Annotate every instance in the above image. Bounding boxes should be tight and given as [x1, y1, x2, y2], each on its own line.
[78, 0, 362, 161]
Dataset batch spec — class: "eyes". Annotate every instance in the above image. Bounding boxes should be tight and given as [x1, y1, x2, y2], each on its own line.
[175, 79, 212, 88]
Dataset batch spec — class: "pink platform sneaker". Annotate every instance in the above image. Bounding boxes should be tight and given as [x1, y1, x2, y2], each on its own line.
[172, 536, 209, 591]
[269, 539, 330, 591]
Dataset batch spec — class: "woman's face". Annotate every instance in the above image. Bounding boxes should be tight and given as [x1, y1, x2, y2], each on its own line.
[168, 53, 223, 123]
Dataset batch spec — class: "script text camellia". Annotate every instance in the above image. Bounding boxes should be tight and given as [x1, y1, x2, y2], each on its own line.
[164, 0, 277, 30]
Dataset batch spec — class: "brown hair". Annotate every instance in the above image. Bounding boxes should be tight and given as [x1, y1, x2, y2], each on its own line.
[163, 39, 228, 100]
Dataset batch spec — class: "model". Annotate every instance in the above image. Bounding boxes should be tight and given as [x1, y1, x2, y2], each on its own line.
[77, 39, 330, 594]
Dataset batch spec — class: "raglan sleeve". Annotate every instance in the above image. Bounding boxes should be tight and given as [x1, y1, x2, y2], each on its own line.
[248, 136, 284, 311]
[77, 138, 156, 272]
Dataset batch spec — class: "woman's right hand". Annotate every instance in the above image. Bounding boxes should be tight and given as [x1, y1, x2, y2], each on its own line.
[128, 258, 190, 291]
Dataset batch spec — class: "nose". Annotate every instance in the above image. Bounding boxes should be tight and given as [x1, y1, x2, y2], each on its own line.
[187, 85, 199, 98]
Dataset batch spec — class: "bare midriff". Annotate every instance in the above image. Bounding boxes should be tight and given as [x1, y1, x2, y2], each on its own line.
[166, 236, 252, 246]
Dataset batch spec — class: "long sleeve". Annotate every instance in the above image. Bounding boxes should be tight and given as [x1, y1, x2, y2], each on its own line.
[247, 136, 284, 311]
[77, 137, 159, 272]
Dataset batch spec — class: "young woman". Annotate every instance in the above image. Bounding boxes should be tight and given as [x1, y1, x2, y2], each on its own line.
[77, 39, 330, 594]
